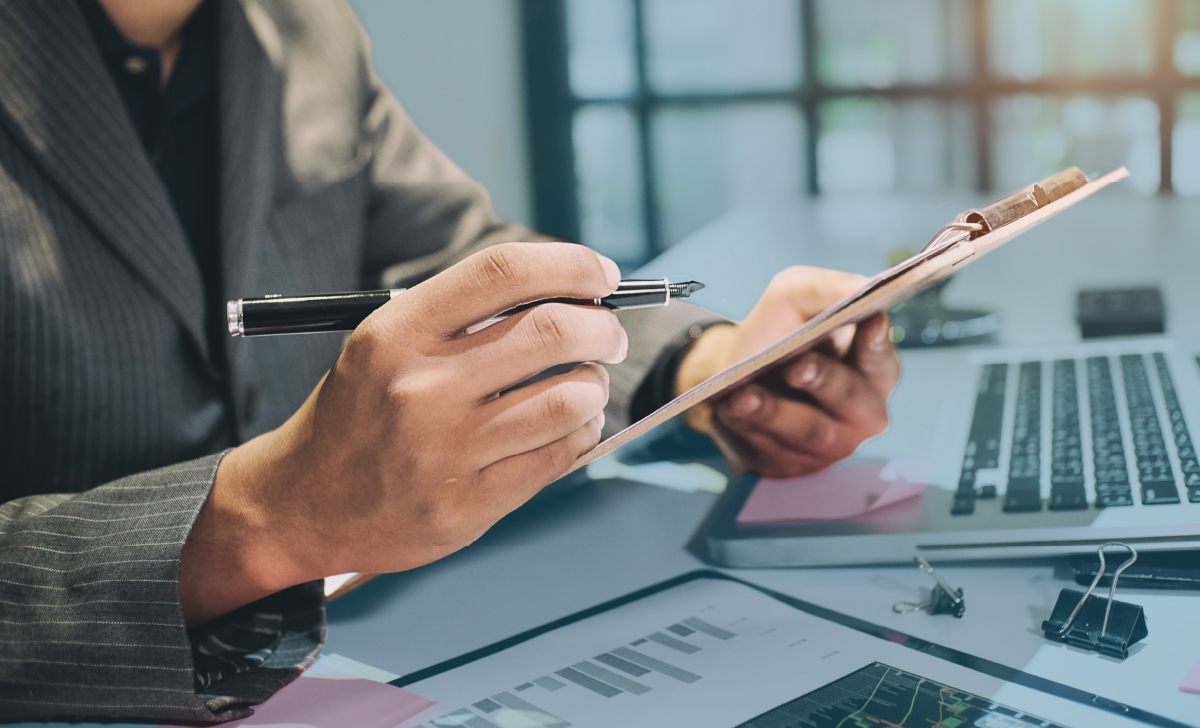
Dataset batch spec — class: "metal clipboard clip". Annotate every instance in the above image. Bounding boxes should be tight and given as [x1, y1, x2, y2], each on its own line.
[854, 167, 1092, 308]
[1041, 542, 1149, 660]
[919, 166, 1089, 255]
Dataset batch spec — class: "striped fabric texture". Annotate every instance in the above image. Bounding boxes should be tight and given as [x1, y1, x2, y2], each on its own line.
[0, 456, 325, 723]
[0, 0, 721, 722]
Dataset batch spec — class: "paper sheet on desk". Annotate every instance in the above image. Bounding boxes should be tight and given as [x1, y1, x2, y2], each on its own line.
[388, 576, 1142, 728]
[1180, 655, 1200, 695]
[737, 461, 927, 525]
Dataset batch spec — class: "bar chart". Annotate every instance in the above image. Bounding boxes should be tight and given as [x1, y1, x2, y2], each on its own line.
[412, 615, 736, 727]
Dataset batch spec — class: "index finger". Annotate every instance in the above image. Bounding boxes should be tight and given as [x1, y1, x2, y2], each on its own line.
[756, 266, 866, 321]
[850, 313, 901, 392]
[389, 243, 621, 337]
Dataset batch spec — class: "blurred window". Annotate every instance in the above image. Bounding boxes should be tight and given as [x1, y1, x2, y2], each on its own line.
[645, 0, 802, 93]
[818, 98, 976, 194]
[566, 0, 636, 98]
[573, 106, 646, 262]
[1180, 1, 1200, 75]
[817, 0, 971, 88]
[653, 103, 805, 245]
[992, 95, 1160, 194]
[989, 0, 1153, 80]
[525, 0, 1199, 267]
[1174, 93, 1200, 194]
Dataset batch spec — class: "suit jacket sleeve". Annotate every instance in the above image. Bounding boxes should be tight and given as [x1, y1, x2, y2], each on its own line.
[0, 454, 324, 724]
[354, 65, 727, 436]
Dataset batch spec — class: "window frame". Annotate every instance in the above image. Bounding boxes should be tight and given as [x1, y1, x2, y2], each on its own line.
[523, 0, 1199, 263]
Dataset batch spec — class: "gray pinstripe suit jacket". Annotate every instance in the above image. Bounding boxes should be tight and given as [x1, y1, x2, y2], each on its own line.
[0, 0, 718, 721]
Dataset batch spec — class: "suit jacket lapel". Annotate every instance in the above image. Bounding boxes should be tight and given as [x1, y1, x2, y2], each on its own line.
[0, 0, 208, 359]
[217, 0, 283, 305]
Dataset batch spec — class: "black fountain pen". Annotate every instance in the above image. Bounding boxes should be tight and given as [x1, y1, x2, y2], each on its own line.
[226, 278, 705, 337]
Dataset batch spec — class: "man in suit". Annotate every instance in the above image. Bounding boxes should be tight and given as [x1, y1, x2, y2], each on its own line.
[0, 0, 899, 722]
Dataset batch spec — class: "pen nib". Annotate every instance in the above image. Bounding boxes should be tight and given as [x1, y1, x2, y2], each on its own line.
[668, 280, 705, 299]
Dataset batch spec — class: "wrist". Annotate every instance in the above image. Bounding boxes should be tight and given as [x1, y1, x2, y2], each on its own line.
[676, 324, 738, 434]
[179, 429, 319, 625]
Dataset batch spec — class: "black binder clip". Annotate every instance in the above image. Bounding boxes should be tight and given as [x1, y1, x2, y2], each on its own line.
[1042, 542, 1148, 660]
[892, 557, 965, 618]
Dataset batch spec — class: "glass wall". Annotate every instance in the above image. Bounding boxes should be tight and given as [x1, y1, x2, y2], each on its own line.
[531, 0, 1200, 267]
[992, 95, 1160, 194]
[988, 0, 1153, 80]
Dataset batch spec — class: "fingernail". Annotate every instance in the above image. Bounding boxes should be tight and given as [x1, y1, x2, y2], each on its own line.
[796, 360, 819, 387]
[731, 389, 763, 418]
[597, 255, 621, 289]
[871, 325, 890, 351]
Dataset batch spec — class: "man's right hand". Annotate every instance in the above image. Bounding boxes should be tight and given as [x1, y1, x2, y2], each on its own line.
[180, 243, 627, 624]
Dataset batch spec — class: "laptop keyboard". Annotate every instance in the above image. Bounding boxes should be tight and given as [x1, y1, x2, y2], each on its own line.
[953, 352, 1200, 516]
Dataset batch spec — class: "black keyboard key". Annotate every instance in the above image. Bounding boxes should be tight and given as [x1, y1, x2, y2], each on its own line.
[1189, 488, 1200, 503]
[1004, 480, 1044, 512]
[1121, 354, 1180, 505]
[1143, 484, 1181, 505]
[1095, 490, 1136, 508]
[954, 363, 1006, 516]
[951, 491, 976, 515]
[1088, 356, 1133, 508]
[1049, 483, 1088, 510]
[1004, 362, 1043, 513]
[977, 484, 997, 499]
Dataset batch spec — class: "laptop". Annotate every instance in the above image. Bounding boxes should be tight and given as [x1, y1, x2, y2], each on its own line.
[703, 338, 1200, 566]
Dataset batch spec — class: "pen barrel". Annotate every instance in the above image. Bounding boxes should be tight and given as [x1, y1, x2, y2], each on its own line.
[599, 279, 670, 309]
[228, 278, 679, 337]
[497, 279, 671, 317]
[232, 290, 392, 336]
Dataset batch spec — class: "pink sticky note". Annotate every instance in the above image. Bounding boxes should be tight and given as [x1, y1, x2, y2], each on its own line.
[1181, 655, 1200, 694]
[737, 462, 928, 525]
[161, 671, 434, 728]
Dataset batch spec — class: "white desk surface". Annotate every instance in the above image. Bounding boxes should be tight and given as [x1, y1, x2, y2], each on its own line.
[20, 191, 1200, 727]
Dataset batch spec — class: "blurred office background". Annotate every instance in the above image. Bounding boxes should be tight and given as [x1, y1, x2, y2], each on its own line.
[350, 0, 1200, 269]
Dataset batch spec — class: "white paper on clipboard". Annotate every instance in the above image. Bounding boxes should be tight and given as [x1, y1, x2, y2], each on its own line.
[566, 166, 1130, 474]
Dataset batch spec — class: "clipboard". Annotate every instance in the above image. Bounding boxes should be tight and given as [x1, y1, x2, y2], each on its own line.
[568, 165, 1128, 475]
[327, 166, 1129, 600]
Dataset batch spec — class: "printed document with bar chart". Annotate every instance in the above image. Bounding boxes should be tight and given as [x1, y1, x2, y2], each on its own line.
[388, 576, 1153, 728]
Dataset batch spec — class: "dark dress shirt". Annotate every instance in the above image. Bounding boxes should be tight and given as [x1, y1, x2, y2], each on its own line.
[78, 0, 225, 366]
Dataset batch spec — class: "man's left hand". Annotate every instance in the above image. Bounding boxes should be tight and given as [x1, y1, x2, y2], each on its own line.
[675, 266, 900, 478]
